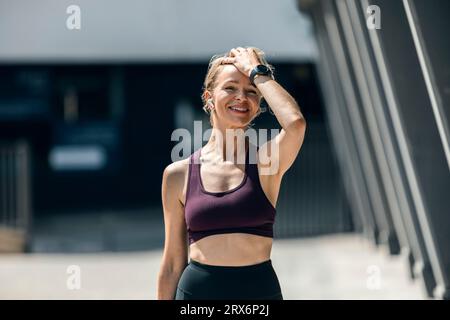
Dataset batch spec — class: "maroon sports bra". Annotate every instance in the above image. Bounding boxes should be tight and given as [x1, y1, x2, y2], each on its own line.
[184, 146, 276, 245]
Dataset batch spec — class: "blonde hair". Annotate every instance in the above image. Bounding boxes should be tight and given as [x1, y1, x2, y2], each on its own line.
[201, 47, 274, 126]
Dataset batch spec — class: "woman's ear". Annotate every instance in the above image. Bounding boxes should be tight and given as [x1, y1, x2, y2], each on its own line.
[203, 91, 212, 105]
[202, 92, 215, 114]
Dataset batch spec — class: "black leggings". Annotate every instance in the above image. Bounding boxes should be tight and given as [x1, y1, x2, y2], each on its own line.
[175, 259, 283, 300]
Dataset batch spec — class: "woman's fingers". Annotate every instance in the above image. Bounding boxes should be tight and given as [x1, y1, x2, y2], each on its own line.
[221, 57, 235, 64]
[230, 47, 247, 56]
[229, 48, 240, 57]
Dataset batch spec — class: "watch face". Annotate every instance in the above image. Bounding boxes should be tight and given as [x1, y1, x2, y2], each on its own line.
[256, 65, 270, 74]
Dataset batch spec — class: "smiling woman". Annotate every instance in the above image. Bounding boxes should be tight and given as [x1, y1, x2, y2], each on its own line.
[201, 47, 275, 128]
[157, 46, 307, 300]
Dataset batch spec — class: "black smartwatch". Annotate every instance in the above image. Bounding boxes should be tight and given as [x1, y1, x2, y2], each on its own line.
[249, 64, 273, 86]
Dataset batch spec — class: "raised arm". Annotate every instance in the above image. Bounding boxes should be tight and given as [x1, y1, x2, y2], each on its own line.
[224, 47, 307, 177]
[253, 73, 306, 177]
[156, 161, 189, 300]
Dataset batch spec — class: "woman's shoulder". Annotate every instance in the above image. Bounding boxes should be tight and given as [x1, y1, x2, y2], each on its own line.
[162, 154, 196, 205]
[163, 157, 190, 180]
[162, 150, 199, 188]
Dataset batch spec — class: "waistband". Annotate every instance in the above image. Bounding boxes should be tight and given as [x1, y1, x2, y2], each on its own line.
[189, 259, 272, 272]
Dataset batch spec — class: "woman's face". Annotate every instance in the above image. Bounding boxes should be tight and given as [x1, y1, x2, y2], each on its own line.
[209, 64, 261, 129]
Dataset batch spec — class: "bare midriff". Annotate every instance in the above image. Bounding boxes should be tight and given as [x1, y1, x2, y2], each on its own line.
[189, 233, 273, 266]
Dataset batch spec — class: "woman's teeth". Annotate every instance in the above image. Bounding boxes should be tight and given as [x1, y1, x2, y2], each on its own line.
[229, 106, 248, 112]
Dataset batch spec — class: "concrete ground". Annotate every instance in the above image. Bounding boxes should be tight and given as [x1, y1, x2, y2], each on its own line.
[0, 233, 427, 300]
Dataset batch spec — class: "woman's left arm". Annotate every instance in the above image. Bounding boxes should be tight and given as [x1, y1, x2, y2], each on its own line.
[254, 75, 307, 177]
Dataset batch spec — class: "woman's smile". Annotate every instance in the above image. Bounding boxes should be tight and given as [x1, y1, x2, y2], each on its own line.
[228, 104, 250, 114]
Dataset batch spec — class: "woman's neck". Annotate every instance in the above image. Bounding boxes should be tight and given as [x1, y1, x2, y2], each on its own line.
[203, 127, 248, 164]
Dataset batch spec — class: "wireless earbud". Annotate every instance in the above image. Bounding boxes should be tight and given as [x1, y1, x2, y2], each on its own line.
[207, 99, 215, 111]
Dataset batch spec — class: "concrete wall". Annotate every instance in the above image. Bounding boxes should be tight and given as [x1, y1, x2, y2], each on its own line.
[0, 0, 317, 63]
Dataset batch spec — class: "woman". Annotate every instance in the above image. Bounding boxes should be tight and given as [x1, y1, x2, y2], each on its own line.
[157, 47, 306, 300]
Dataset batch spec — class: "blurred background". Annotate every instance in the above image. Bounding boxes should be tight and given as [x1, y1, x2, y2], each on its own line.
[0, 0, 448, 299]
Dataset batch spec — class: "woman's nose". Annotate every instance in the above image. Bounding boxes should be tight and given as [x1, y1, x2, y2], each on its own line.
[235, 90, 248, 100]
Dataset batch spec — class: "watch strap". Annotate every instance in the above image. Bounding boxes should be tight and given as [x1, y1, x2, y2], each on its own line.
[250, 65, 273, 86]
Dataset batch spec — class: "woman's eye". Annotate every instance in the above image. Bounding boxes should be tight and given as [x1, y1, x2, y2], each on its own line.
[248, 91, 257, 95]
[225, 87, 235, 91]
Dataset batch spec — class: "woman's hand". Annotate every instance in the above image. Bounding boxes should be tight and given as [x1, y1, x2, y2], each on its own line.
[221, 47, 261, 78]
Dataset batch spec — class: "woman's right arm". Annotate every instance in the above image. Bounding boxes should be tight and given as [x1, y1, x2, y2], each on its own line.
[157, 161, 189, 300]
